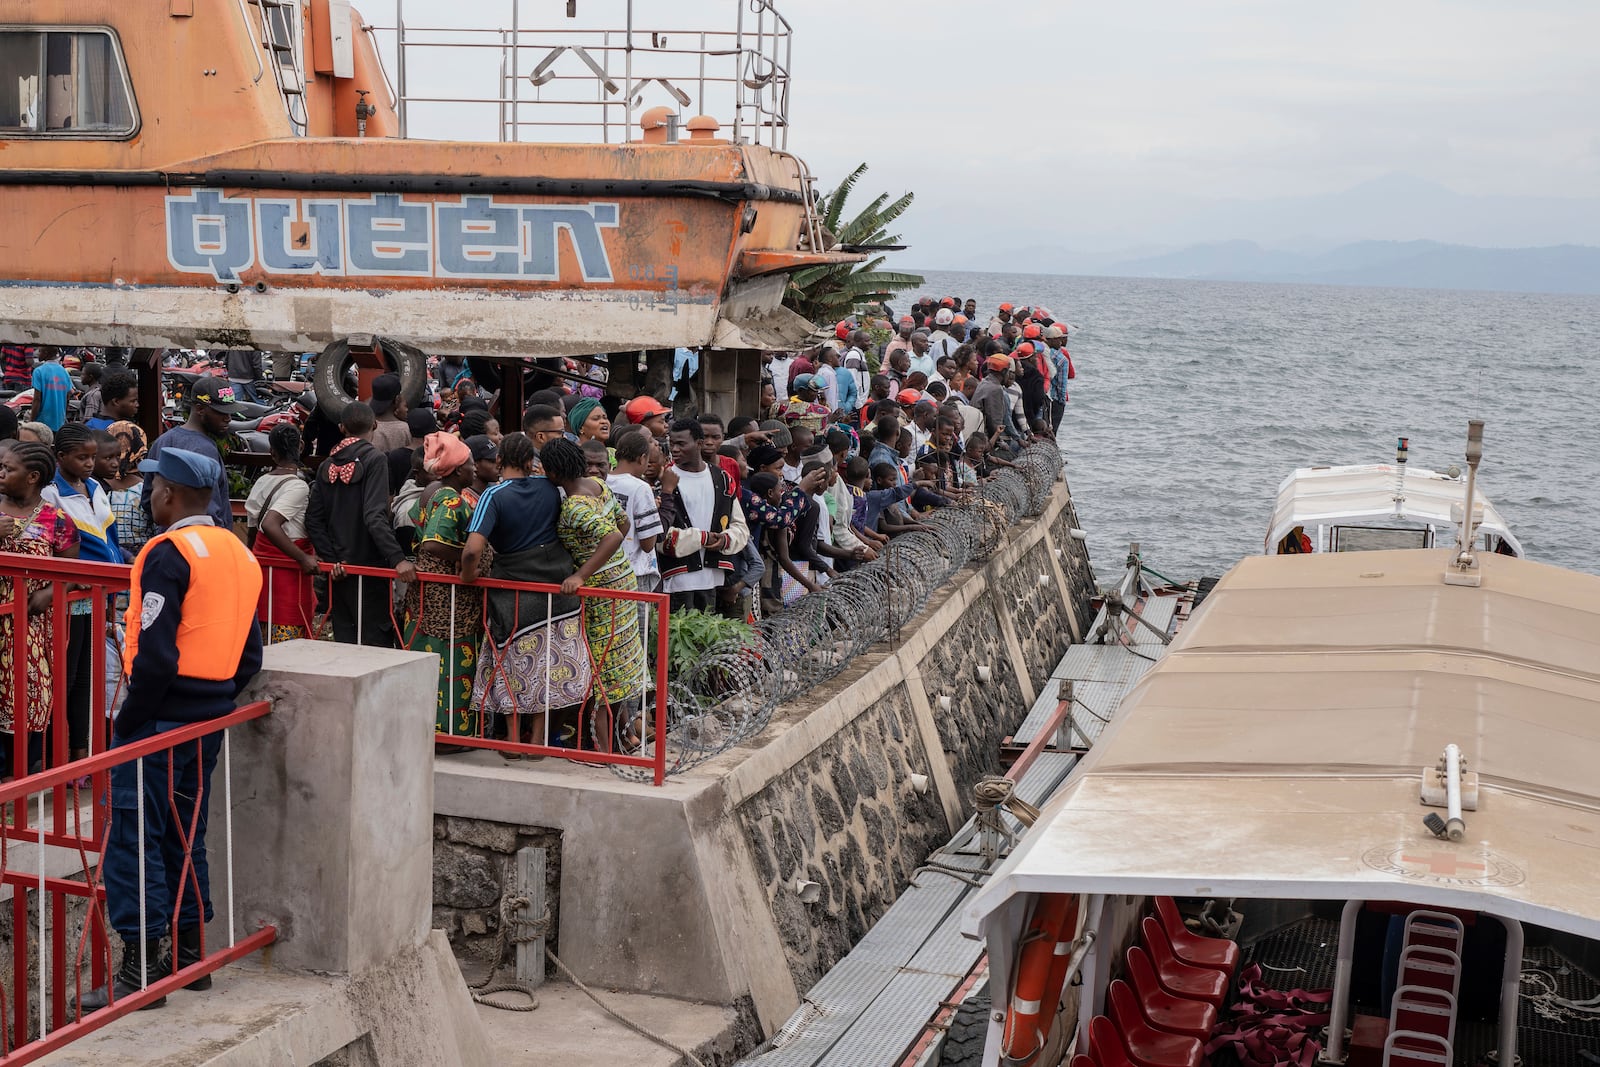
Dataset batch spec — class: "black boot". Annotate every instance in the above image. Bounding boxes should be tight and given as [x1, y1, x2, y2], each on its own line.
[73, 938, 168, 1014]
[169, 926, 212, 991]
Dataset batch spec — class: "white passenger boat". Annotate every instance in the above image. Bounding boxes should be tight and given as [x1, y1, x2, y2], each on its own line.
[962, 426, 1597, 1067]
[1265, 428, 1523, 558]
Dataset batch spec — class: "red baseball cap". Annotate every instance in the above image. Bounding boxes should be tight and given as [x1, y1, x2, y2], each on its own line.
[895, 388, 923, 405]
[940, 297, 954, 307]
[835, 320, 856, 340]
[622, 395, 671, 423]
[1023, 323, 1042, 339]
[1014, 342, 1035, 356]
[953, 314, 968, 324]
[998, 302, 1014, 312]
[898, 314, 915, 324]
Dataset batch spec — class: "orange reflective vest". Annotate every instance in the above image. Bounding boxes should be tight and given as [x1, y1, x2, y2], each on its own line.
[123, 524, 263, 679]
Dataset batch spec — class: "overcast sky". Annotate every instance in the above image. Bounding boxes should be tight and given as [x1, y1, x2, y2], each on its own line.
[375, 0, 1600, 265]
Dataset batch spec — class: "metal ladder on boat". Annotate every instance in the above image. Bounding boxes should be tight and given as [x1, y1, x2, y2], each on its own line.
[246, 0, 309, 136]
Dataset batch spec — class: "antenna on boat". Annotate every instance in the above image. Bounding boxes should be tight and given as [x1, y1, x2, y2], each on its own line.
[1443, 420, 1486, 588]
[1391, 436, 1409, 519]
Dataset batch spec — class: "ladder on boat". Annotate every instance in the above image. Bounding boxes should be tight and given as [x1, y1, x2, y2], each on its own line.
[1384, 911, 1465, 1066]
[246, 0, 309, 136]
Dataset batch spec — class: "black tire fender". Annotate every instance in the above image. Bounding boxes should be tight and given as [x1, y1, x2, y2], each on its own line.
[313, 337, 429, 420]
[937, 993, 991, 1067]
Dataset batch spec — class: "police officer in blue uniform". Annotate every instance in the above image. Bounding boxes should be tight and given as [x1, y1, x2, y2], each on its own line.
[78, 448, 263, 1013]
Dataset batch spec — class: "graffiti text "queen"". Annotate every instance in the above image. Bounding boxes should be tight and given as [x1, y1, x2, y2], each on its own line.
[165, 190, 620, 284]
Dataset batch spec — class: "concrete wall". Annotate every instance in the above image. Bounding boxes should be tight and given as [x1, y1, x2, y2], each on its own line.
[432, 475, 1099, 1036]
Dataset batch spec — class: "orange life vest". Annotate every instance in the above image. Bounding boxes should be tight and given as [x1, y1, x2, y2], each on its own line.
[123, 524, 263, 679]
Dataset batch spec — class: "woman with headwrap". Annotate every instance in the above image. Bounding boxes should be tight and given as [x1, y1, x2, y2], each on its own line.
[402, 432, 493, 742]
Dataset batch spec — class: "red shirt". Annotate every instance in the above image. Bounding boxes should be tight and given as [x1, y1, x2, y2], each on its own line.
[716, 455, 742, 495]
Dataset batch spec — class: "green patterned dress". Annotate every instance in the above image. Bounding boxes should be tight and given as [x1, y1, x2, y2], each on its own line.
[403, 486, 485, 737]
[557, 482, 645, 704]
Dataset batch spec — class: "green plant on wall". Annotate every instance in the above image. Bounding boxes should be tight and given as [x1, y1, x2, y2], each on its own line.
[665, 609, 752, 681]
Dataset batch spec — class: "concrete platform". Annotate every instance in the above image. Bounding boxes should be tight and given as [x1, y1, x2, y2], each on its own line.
[476, 982, 749, 1066]
[34, 931, 489, 1066]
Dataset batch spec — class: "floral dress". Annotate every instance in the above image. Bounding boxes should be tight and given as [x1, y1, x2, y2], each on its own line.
[557, 482, 645, 705]
[0, 503, 78, 733]
[403, 486, 486, 737]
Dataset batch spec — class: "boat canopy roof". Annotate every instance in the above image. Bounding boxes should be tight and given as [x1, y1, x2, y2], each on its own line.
[965, 548, 1600, 942]
[1265, 464, 1522, 556]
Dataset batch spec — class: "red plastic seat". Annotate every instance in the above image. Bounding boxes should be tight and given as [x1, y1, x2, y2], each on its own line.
[1155, 896, 1240, 977]
[1107, 981, 1204, 1067]
[1141, 916, 1229, 1008]
[1089, 1014, 1137, 1067]
[1125, 944, 1218, 1041]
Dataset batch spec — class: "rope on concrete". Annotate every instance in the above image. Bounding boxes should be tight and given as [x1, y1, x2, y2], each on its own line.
[467, 893, 546, 1011]
[470, 891, 710, 1067]
[542, 937, 709, 1067]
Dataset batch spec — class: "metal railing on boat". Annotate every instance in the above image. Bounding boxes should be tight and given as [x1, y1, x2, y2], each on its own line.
[371, 0, 794, 147]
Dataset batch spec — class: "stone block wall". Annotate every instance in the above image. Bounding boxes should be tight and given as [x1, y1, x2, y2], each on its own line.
[998, 538, 1079, 684]
[917, 597, 1027, 808]
[431, 816, 561, 975]
[1052, 487, 1099, 628]
[736, 683, 948, 991]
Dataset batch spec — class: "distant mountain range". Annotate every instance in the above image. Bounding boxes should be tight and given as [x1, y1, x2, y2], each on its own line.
[925, 175, 1600, 294]
[1092, 239, 1600, 294]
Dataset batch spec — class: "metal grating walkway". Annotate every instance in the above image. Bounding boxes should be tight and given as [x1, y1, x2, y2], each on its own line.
[740, 593, 1181, 1067]
[1014, 591, 1182, 747]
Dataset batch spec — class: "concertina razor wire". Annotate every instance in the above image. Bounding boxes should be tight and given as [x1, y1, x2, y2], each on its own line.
[608, 443, 1066, 782]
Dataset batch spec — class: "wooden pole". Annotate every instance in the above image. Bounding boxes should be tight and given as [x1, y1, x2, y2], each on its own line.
[514, 846, 546, 990]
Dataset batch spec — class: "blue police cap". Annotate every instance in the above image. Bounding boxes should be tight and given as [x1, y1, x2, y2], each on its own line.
[137, 447, 221, 490]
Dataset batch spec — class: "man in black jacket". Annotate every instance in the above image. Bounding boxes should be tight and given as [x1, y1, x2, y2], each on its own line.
[306, 401, 416, 645]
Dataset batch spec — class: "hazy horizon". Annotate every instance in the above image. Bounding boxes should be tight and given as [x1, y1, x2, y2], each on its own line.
[371, 1, 1600, 270]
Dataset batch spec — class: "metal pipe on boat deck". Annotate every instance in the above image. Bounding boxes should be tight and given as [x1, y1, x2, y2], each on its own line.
[509, 0, 520, 143]
[1322, 898, 1364, 1064]
[1075, 894, 1108, 1052]
[1444, 743, 1466, 841]
[1495, 916, 1522, 1067]
[396, 0, 408, 138]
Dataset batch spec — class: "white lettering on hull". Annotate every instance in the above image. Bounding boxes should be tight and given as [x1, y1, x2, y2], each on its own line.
[165, 190, 620, 284]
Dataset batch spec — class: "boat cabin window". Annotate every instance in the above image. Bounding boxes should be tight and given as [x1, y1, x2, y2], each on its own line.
[0, 29, 137, 137]
[1331, 525, 1432, 552]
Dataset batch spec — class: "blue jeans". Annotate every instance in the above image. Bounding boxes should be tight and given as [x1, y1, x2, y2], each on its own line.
[228, 379, 264, 404]
[103, 721, 222, 940]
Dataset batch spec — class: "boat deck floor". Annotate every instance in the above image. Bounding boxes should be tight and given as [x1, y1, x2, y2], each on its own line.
[1232, 916, 1600, 1067]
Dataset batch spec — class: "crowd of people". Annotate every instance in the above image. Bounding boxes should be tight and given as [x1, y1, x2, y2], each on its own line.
[0, 296, 1073, 761]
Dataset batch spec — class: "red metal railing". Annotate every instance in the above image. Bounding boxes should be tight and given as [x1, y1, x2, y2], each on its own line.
[256, 560, 672, 785]
[0, 704, 274, 1063]
[0, 551, 278, 1059]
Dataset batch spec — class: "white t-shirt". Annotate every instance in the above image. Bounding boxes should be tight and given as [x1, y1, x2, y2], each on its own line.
[606, 471, 664, 580]
[768, 356, 796, 396]
[245, 472, 310, 540]
[666, 465, 720, 593]
[812, 493, 833, 545]
[952, 398, 986, 439]
[812, 364, 839, 409]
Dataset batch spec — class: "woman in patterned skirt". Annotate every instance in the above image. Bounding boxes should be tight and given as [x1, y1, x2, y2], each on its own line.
[402, 433, 492, 741]
[462, 433, 590, 757]
[539, 439, 646, 750]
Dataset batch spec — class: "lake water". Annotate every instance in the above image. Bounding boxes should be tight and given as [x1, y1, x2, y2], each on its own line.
[913, 271, 1600, 581]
